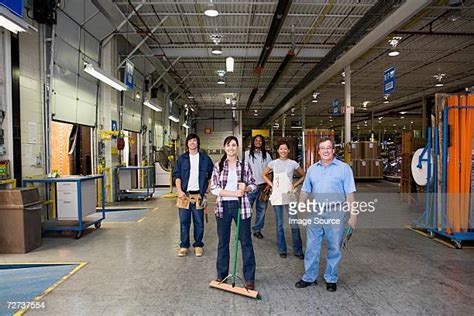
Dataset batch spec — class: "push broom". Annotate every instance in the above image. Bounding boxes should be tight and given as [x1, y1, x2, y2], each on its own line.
[209, 165, 260, 299]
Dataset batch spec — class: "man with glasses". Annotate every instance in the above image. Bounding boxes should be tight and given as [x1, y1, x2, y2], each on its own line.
[295, 138, 356, 292]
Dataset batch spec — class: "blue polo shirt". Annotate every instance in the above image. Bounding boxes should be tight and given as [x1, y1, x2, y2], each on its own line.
[302, 158, 356, 204]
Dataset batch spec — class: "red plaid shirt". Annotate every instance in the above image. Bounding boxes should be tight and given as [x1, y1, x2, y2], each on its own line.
[210, 160, 257, 219]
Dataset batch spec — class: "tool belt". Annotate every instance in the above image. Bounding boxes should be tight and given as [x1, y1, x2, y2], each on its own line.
[176, 193, 205, 209]
[258, 184, 270, 202]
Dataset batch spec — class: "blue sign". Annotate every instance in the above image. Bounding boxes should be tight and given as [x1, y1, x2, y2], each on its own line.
[111, 120, 117, 139]
[124, 59, 134, 89]
[384, 67, 396, 95]
[332, 98, 339, 115]
[0, 0, 23, 17]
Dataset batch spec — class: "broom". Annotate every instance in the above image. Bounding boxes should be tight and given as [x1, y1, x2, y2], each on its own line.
[209, 197, 260, 299]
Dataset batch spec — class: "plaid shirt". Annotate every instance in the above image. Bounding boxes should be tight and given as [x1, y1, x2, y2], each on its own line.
[211, 160, 257, 219]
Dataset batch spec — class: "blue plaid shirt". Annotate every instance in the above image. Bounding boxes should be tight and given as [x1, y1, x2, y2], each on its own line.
[211, 160, 257, 219]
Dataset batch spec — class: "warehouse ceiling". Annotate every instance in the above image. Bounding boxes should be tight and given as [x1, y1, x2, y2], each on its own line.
[110, 0, 474, 133]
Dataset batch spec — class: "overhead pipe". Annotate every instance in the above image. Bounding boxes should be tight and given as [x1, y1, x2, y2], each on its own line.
[260, 0, 432, 126]
[255, 0, 293, 74]
[246, 0, 292, 111]
[259, 49, 295, 103]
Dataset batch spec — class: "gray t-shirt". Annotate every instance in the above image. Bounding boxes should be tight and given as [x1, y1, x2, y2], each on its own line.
[244, 150, 272, 185]
[268, 159, 300, 180]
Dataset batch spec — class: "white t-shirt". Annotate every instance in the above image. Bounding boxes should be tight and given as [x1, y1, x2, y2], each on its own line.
[222, 167, 238, 201]
[268, 159, 300, 181]
[187, 152, 200, 191]
[244, 150, 272, 185]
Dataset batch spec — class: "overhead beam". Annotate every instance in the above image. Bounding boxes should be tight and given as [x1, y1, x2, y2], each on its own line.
[150, 48, 329, 58]
[261, 0, 432, 126]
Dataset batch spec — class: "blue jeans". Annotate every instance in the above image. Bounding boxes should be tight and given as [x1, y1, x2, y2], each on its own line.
[302, 218, 345, 283]
[248, 185, 268, 233]
[216, 200, 256, 282]
[273, 205, 303, 256]
[179, 203, 204, 248]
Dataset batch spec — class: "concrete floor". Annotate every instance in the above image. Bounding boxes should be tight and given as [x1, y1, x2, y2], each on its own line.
[2, 181, 474, 315]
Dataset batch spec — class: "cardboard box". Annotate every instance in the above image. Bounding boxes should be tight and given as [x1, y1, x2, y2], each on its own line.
[351, 142, 363, 159]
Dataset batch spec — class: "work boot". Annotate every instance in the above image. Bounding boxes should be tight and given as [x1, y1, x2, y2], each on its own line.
[178, 248, 188, 257]
[194, 247, 203, 257]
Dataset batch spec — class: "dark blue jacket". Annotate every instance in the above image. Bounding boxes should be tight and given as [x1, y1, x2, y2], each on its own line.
[172, 151, 214, 195]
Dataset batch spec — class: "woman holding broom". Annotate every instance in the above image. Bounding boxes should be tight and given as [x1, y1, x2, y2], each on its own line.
[210, 136, 258, 291]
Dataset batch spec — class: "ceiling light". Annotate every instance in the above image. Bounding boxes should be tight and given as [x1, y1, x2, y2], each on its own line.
[188, 95, 194, 99]
[231, 98, 237, 106]
[378, 117, 383, 120]
[216, 70, 226, 77]
[182, 122, 190, 129]
[435, 83, 444, 87]
[410, 121, 414, 124]
[388, 36, 402, 57]
[388, 49, 400, 57]
[226, 56, 234, 73]
[362, 101, 370, 108]
[204, 1, 219, 17]
[135, 92, 141, 99]
[312, 99, 318, 103]
[169, 115, 180, 123]
[434, 73, 446, 87]
[84, 63, 128, 91]
[400, 116, 405, 119]
[291, 126, 302, 129]
[400, 111, 407, 114]
[211, 45, 222, 55]
[383, 100, 389, 104]
[225, 97, 231, 105]
[143, 99, 162, 112]
[190, 107, 195, 112]
[0, 14, 26, 34]
[217, 78, 225, 85]
[341, 81, 345, 85]
[312, 92, 320, 99]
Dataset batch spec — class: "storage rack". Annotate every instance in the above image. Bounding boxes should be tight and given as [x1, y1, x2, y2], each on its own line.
[114, 166, 155, 201]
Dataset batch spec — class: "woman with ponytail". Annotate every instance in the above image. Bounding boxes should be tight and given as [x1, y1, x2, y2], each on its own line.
[210, 136, 258, 290]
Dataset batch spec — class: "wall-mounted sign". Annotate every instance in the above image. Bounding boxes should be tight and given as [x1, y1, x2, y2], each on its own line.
[0, 0, 23, 17]
[332, 99, 339, 115]
[383, 66, 396, 95]
[124, 59, 134, 89]
[251, 129, 270, 137]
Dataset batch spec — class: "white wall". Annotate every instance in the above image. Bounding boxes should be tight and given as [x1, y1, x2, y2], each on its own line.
[19, 29, 45, 177]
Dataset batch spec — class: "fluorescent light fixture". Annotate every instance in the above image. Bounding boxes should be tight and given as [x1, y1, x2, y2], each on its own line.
[169, 115, 180, 123]
[188, 95, 194, 99]
[204, 2, 219, 17]
[212, 45, 222, 55]
[182, 122, 190, 129]
[226, 56, 234, 72]
[0, 15, 26, 34]
[400, 111, 407, 114]
[400, 116, 405, 119]
[341, 81, 345, 85]
[435, 83, 444, 87]
[291, 126, 302, 129]
[143, 99, 162, 112]
[225, 97, 231, 105]
[312, 99, 318, 103]
[383, 100, 390, 104]
[217, 78, 225, 85]
[84, 63, 127, 91]
[135, 92, 141, 99]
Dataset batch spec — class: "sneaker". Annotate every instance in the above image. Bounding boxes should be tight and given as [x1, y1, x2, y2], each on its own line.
[194, 247, 203, 257]
[178, 248, 188, 257]
[295, 279, 317, 288]
[295, 254, 304, 260]
[326, 282, 337, 292]
[253, 232, 264, 239]
[279, 253, 287, 258]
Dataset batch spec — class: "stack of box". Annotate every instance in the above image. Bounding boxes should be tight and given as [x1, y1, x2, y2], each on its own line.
[350, 141, 382, 178]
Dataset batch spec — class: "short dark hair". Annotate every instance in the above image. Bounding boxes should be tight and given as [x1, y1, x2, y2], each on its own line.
[277, 141, 290, 150]
[318, 138, 334, 149]
[186, 133, 200, 150]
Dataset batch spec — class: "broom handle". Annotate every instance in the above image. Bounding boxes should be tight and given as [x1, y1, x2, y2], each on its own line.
[232, 196, 241, 287]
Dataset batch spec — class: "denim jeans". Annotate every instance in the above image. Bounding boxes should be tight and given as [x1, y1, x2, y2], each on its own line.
[179, 203, 204, 248]
[273, 204, 303, 256]
[248, 185, 268, 233]
[216, 200, 256, 283]
[302, 217, 345, 283]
